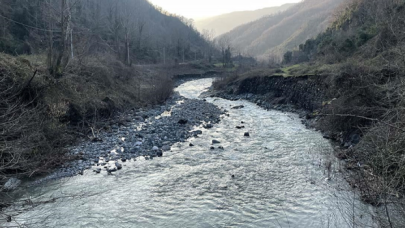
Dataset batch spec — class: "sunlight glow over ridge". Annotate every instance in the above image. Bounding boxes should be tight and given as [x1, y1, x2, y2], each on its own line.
[148, 0, 302, 19]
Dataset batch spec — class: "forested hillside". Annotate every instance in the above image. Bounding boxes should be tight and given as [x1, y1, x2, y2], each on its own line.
[284, 0, 405, 67]
[194, 3, 295, 37]
[220, 0, 343, 60]
[0, 0, 212, 65]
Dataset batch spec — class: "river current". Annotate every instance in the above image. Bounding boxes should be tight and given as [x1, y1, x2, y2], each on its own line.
[4, 78, 376, 227]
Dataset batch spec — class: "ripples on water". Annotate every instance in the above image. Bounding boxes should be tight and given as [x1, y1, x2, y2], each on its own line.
[5, 78, 376, 228]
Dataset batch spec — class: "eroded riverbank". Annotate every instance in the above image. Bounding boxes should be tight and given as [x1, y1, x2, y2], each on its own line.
[2, 79, 377, 228]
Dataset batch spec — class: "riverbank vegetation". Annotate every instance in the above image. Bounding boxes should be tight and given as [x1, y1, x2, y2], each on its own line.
[214, 0, 405, 226]
[0, 0, 219, 191]
[287, 0, 405, 214]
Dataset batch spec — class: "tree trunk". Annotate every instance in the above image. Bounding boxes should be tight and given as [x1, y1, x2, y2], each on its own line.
[54, 0, 66, 75]
[126, 31, 130, 65]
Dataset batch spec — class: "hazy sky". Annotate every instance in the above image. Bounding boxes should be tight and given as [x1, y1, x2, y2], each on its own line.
[149, 0, 302, 19]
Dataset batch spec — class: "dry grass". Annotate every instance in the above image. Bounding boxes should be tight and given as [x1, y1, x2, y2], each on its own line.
[0, 52, 175, 190]
[0, 54, 71, 188]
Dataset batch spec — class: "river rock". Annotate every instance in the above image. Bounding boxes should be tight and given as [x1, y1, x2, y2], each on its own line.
[3, 178, 21, 191]
[115, 162, 122, 170]
[157, 150, 163, 157]
[162, 145, 171, 151]
[204, 124, 213, 129]
[107, 167, 117, 173]
[244, 132, 250, 137]
[178, 119, 188, 124]
[232, 105, 244, 109]
[152, 146, 159, 151]
[192, 130, 203, 135]
[212, 140, 221, 144]
[134, 116, 144, 121]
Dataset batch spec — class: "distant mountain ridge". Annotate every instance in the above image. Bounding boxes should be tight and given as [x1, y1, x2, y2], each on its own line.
[194, 3, 296, 37]
[220, 0, 344, 60]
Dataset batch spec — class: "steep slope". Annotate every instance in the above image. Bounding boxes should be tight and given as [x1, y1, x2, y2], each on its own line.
[0, 0, 212, 63]
[221, 0, 344, 59]
[194, 3, 295, 37]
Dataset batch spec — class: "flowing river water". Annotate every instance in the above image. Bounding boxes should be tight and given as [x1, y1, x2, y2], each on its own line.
[4, 79, 377, 227]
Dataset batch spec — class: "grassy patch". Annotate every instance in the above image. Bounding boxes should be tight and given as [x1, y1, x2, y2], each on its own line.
[278, 64, 322, 77]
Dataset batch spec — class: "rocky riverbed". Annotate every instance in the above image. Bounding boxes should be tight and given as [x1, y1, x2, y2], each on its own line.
[33, 90, 225, 185]
[1, 78, 378, 228]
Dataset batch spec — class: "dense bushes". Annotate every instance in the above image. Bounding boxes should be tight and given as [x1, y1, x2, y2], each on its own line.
[0, 55, 70, 188]
[0, 52, 175, 190]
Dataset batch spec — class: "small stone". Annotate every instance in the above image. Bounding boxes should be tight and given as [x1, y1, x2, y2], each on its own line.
[210, 146, 215, 150]
[244, 132, 250, 137]
[94, 168, 101, 174]
[107, 167, 117, 173]
[192, 130, 203, 135]
[204, 124, 213, 129]
[212, 140, 221, 144]
[189, 143, 194, 147]
[236, 126, 245, 129]
[115, 162, 122, 170]
[231, 105, 244, 109]
[152, 146, 159, 151]
[218, 146, 224, 150]
[134, 116, 144, 121]
[157, 150, 163, 157]
[91, 137, 103, 142]
[178, 119, 188, 124]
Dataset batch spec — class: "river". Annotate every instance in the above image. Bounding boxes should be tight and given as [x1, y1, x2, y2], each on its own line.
[3, 78, 377, 228]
